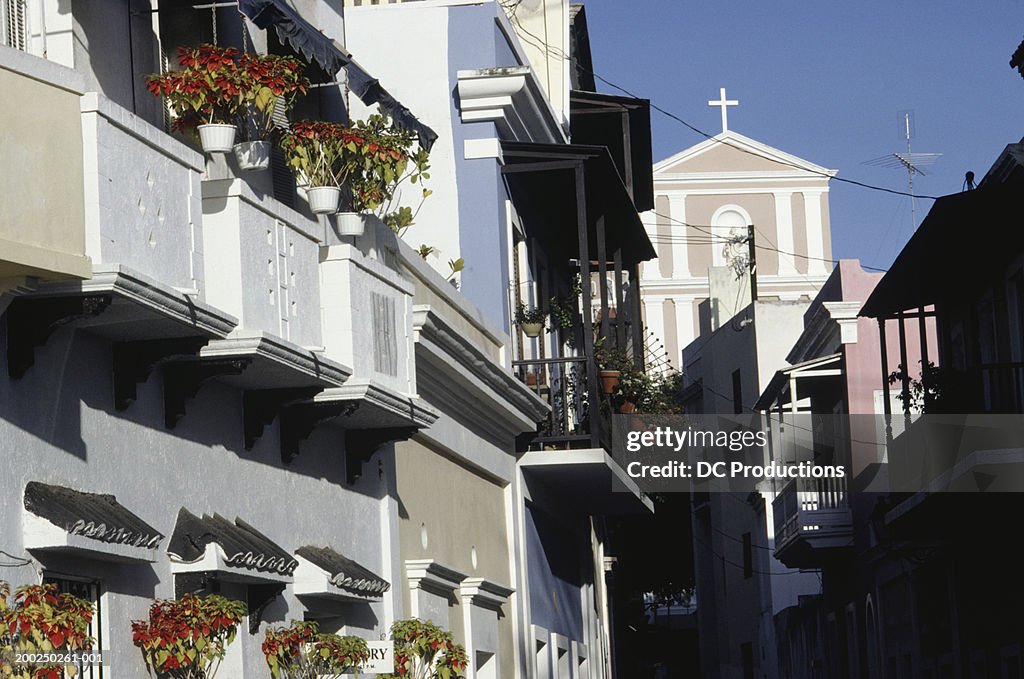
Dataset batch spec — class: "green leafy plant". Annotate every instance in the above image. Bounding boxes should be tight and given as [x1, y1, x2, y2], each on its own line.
[514, 302, 546, 325]
[1, 582, 95, 679]
[887, 360, 945, 413]
[131, 593, 246, 679]
[262, 621, 369, 679]
[381, 619, 467, 679]
[447, 258, 464, 288]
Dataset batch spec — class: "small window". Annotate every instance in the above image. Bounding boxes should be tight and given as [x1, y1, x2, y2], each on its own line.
[372, 292, 398, 377]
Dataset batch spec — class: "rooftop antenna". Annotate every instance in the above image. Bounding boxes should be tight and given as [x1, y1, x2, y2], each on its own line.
[863, 110, 941, 231]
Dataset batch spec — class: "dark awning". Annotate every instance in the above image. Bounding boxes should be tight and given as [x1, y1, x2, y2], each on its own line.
[861, 178, 1023, 318]
[295, 545, 390, 599]
[570, 91, 654, 212]
[168, 509, 298, 577]
[238, 0, 437, 151]
[501, 141, 656, 267]
[23, 481, 163, 549]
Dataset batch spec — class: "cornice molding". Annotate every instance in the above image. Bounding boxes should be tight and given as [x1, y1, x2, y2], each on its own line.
[456, 67, 564, 143]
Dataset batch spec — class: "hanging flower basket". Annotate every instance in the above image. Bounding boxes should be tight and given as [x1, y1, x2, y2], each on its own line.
[306, 186, 342, 215]
[336, 211, 370, 237]
[233, 140, 272, 170]
[197, 123, 238, 153]
[520, 322, 544, 338]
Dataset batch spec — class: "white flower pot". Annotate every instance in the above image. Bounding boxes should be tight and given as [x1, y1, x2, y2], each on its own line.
[336, 212, 370, 237]
[233, 141, 271, 170]
[197, 124, 237, 153]
[520, 322, 544, 338]
[306, 186, 341, 215]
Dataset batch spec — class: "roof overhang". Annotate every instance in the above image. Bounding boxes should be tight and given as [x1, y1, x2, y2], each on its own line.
[754, 353, 843, 411]
[168, 510, 296, 584]
[413, 305, 549, 434]
[457, 67, 564, 144]
[238, 0, 436, 149]
[22, 482, 163, 563]
[294, 546, 390, 602]
[569, 90, 654, 211]
[861, 178, 1023, 318]
[519, 449, 654, 515]
[501, 141, 655, 267]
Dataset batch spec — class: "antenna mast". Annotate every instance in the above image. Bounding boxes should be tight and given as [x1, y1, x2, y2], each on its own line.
[864, 111, 942, 232]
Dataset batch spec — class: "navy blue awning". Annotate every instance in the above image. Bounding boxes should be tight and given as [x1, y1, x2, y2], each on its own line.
[238, 0, 437, 151]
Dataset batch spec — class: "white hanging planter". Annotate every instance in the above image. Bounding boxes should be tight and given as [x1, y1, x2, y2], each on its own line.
[233, 141, 271, 171]
[197, 124, 237, 153]
[336, 212, 370, 237]
[306, 186, 342, 215]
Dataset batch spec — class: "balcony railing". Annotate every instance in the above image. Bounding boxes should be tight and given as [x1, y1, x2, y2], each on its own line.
[976, 362, 1024, 414]
[773, 475, 852, 568]
[512, 356, 597, 448]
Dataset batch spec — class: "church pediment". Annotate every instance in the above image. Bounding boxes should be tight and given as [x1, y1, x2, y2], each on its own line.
[654, 131, 835, 178]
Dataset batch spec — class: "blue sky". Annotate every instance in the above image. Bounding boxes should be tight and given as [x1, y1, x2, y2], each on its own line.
[584, 1, 1024, 270]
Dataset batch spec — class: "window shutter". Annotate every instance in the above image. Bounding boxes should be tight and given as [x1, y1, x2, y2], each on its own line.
[2, 0, 29, 52]
[270, 100, 295, 207]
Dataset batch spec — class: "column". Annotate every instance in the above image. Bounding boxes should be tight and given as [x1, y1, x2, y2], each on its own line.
[640, 211, 662, 281]
[672, 296, 697, 354]
[773, 191, 798, 276]
[643, 297, 668, 365]
[667, 194, 691, 279]
[803, 191, 830, 276]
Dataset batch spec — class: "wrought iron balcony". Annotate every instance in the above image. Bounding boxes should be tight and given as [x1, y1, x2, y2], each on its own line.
[773, 475, 853, 569]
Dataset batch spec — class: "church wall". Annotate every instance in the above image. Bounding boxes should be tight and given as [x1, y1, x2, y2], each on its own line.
[792, 192, 809, 275]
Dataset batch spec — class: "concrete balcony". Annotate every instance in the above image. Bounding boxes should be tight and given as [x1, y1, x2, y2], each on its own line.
[0, 49, 91, 287]
[773, 476, 853, 569]
[202, 179, 324, 351]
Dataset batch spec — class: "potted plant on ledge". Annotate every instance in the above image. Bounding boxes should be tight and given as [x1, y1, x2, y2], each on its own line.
[515, 302, 547, 338]
[1, 581, 95, 679]
[335, 114, 431, 237]
[280, 120, 348, 214]
[233, 52, 308, 171]
[147, 44, 247, 154]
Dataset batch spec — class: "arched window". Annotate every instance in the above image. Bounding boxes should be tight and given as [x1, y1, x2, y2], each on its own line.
[710, 205, 752, 267]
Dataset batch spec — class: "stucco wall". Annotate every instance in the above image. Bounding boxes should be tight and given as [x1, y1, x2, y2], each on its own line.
[0, 326, 390, 677]
[394, 437, 514, 679]
[0, 54, 90, 280]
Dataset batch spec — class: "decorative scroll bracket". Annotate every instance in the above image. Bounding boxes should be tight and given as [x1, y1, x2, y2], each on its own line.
[163, 358, 252, 429]
[279, 401, 360, 465]
[345, 427, 418, 484]
[112, 337, 209, 411]
[6, 295, 112, 379]
[242, 387, 323, 450]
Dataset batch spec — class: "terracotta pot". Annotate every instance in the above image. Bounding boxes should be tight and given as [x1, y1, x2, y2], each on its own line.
[520, 322, 544, 338]
[599, 369, 621, 394]
[619, 400, 637, 414]
[525, 372, 539, 387]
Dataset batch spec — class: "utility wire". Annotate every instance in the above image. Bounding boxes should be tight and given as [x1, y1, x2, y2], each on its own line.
[507, 14, 940, 202]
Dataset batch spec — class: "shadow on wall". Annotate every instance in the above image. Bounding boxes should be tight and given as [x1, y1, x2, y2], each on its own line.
[0, 319, 384, 499]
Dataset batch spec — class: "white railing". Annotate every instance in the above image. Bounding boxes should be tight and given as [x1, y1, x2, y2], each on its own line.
[774, 475, 851, 549]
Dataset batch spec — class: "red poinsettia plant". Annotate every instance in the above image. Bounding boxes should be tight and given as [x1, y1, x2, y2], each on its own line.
[131, 593, 246, 679]
[262, 620, 369, 678]
[381, 618, 467, 679]
[146, 44, 308, 135]
[0, 581, 95, 679]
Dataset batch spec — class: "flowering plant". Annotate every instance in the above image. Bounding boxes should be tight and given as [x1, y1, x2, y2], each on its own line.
[381, 618, 467, 679]
[262, 621, 369, 678]
[0, 581, 95, 679]
[146, 45, 248, 128]
[279, 120, 349, 188]
[146, 45, 308, 136]
[131, 593, 246, 679]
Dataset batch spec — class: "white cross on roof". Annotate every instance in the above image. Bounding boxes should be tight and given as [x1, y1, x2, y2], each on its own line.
[708, 87, 739, 133]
